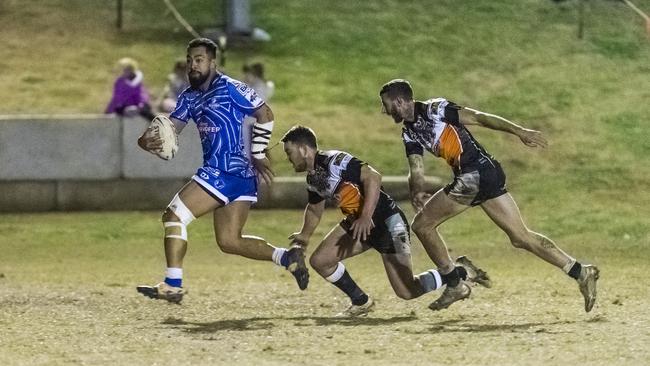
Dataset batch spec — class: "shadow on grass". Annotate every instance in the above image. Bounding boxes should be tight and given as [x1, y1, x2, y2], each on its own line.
[410, 319, 580, 334]
[162, 314, 418, 333]
[163, 316, 591, 335]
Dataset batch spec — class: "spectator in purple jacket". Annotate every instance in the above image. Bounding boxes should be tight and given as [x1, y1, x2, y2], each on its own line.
[105, 57, 155, 120]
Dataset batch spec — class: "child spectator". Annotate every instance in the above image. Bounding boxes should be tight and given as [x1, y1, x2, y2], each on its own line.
[105, 57, 154, 120]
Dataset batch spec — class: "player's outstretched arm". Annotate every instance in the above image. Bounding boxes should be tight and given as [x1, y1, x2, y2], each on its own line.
[407, 154, 431, 211]
[458, 108, 548, 148]
[289, 201, 325, 247]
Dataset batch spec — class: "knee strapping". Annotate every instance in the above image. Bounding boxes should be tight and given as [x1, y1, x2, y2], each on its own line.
[164, 222, 188, 241]
[167, 194, 195, 226]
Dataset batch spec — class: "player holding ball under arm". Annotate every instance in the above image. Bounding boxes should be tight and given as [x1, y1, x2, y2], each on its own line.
[135, 38, 308, 303]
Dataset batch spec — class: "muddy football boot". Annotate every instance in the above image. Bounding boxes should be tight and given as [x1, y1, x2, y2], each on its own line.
[335, 297, 375, 318]
[456, 256, 492, 288]
[429, 281, 471, 311]
[136, 282, 184, 304]
[577, 264, 600, 312]
[286, 246, 309, 290]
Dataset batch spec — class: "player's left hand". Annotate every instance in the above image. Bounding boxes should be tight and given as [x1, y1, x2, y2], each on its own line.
[252, 156, 274, 186]
[411, 191, 432, 211]
[288, 232, 309, 247]
[518, 128, 548, 148]
[350, 215, 374, 242]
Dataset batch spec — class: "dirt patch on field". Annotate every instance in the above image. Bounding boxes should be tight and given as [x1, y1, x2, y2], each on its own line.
[1, 257, 648, 366]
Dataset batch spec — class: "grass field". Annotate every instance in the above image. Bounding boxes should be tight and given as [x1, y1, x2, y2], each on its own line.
[1, 208, 649, 365]
[1, 0, 648, 177]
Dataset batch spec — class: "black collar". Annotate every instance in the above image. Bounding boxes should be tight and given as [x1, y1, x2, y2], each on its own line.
[314, 150, 327, 168]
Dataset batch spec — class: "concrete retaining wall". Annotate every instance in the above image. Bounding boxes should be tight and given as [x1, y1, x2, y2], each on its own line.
[0, 115, 442, 212]
[0, 115, 204, 180]
[0, 116, 122, 180]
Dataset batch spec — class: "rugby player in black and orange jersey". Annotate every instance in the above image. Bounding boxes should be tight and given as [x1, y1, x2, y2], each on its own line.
[379, 79, 599, 312]
[280, 125, 490, 317]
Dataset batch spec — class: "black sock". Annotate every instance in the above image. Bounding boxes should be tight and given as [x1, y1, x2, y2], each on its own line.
[456, 266, 468, 281]
[568, 262, 582, 280]
[441, 267, 461, 287]
[333, 270, 368, 305]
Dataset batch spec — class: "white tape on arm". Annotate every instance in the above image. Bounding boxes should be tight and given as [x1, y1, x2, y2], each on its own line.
[251, 120, 274, 159]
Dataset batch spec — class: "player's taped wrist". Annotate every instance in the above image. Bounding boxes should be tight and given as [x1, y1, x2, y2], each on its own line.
[251, 120, 274, 159]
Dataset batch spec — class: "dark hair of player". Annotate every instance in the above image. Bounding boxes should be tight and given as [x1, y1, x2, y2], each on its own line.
[281, 125, 318, 149]
[379, 79, 413, 100]
[187, 38, 218, 59]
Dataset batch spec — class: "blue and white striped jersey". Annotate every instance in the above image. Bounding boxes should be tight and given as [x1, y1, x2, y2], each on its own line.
[171, 74, 264, 178]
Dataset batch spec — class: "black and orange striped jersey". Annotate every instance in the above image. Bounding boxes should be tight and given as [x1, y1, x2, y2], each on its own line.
[306, 150, 398, 221]
[402, 98, 494, 174]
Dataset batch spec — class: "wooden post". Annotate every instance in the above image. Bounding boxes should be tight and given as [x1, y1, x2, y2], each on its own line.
[577, 0, 585, 39]
[116, 0, 123, 29]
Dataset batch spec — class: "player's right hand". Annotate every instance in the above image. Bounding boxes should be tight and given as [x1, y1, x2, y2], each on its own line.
[411, 191, 432, 212]
[137, 133, 163, 153]
[288, 232, 309, 247]
[518, 128, 548, 148]
[253, 156, 275, 186]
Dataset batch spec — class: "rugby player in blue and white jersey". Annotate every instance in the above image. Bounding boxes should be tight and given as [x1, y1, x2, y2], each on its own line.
[379, 79, 599, 312]
[135, 38, 308, 303]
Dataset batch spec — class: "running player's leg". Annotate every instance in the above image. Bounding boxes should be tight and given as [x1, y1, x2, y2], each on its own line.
[382, 253, 427, 299]
[213, 201, 309, 290]
[412, 188, 470, 281]
[411, 188, 476, 310]
[310, 225, 374, 316]
[382, 253, 491, 298]
[481, 193, 599, 312]
[379, 211, 460, 301]
[383, 254, 491, 301]
[213, 200, 274, 259]
[165, 181, 222, 266]
[481, 193, 573, 267]
[137, 180, 221, 303]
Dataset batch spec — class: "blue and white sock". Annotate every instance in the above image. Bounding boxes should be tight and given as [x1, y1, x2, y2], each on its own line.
[164, 267, 183, 288]
[272, 248, 290, 268]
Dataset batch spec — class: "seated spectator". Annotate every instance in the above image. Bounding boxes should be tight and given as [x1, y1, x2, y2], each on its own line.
[242, 62, 275, 101]
[157, 59, 190, 114]
[105, 57, 154, 120]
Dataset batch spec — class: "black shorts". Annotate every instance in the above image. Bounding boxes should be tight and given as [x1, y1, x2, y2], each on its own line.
[444, 157, 507, 206]
[340, 211, 411, 254]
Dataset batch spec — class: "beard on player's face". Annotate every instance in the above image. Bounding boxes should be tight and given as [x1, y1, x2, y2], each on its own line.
[292, 157, 307, 172]
[294, 164, 304, 172]
[391, 109, 403, 123]
[388, 103, 405, 123]
[188, 70, 210, 89]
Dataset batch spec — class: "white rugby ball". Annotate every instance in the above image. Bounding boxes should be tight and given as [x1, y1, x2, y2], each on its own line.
[146, 115, 178, 160]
